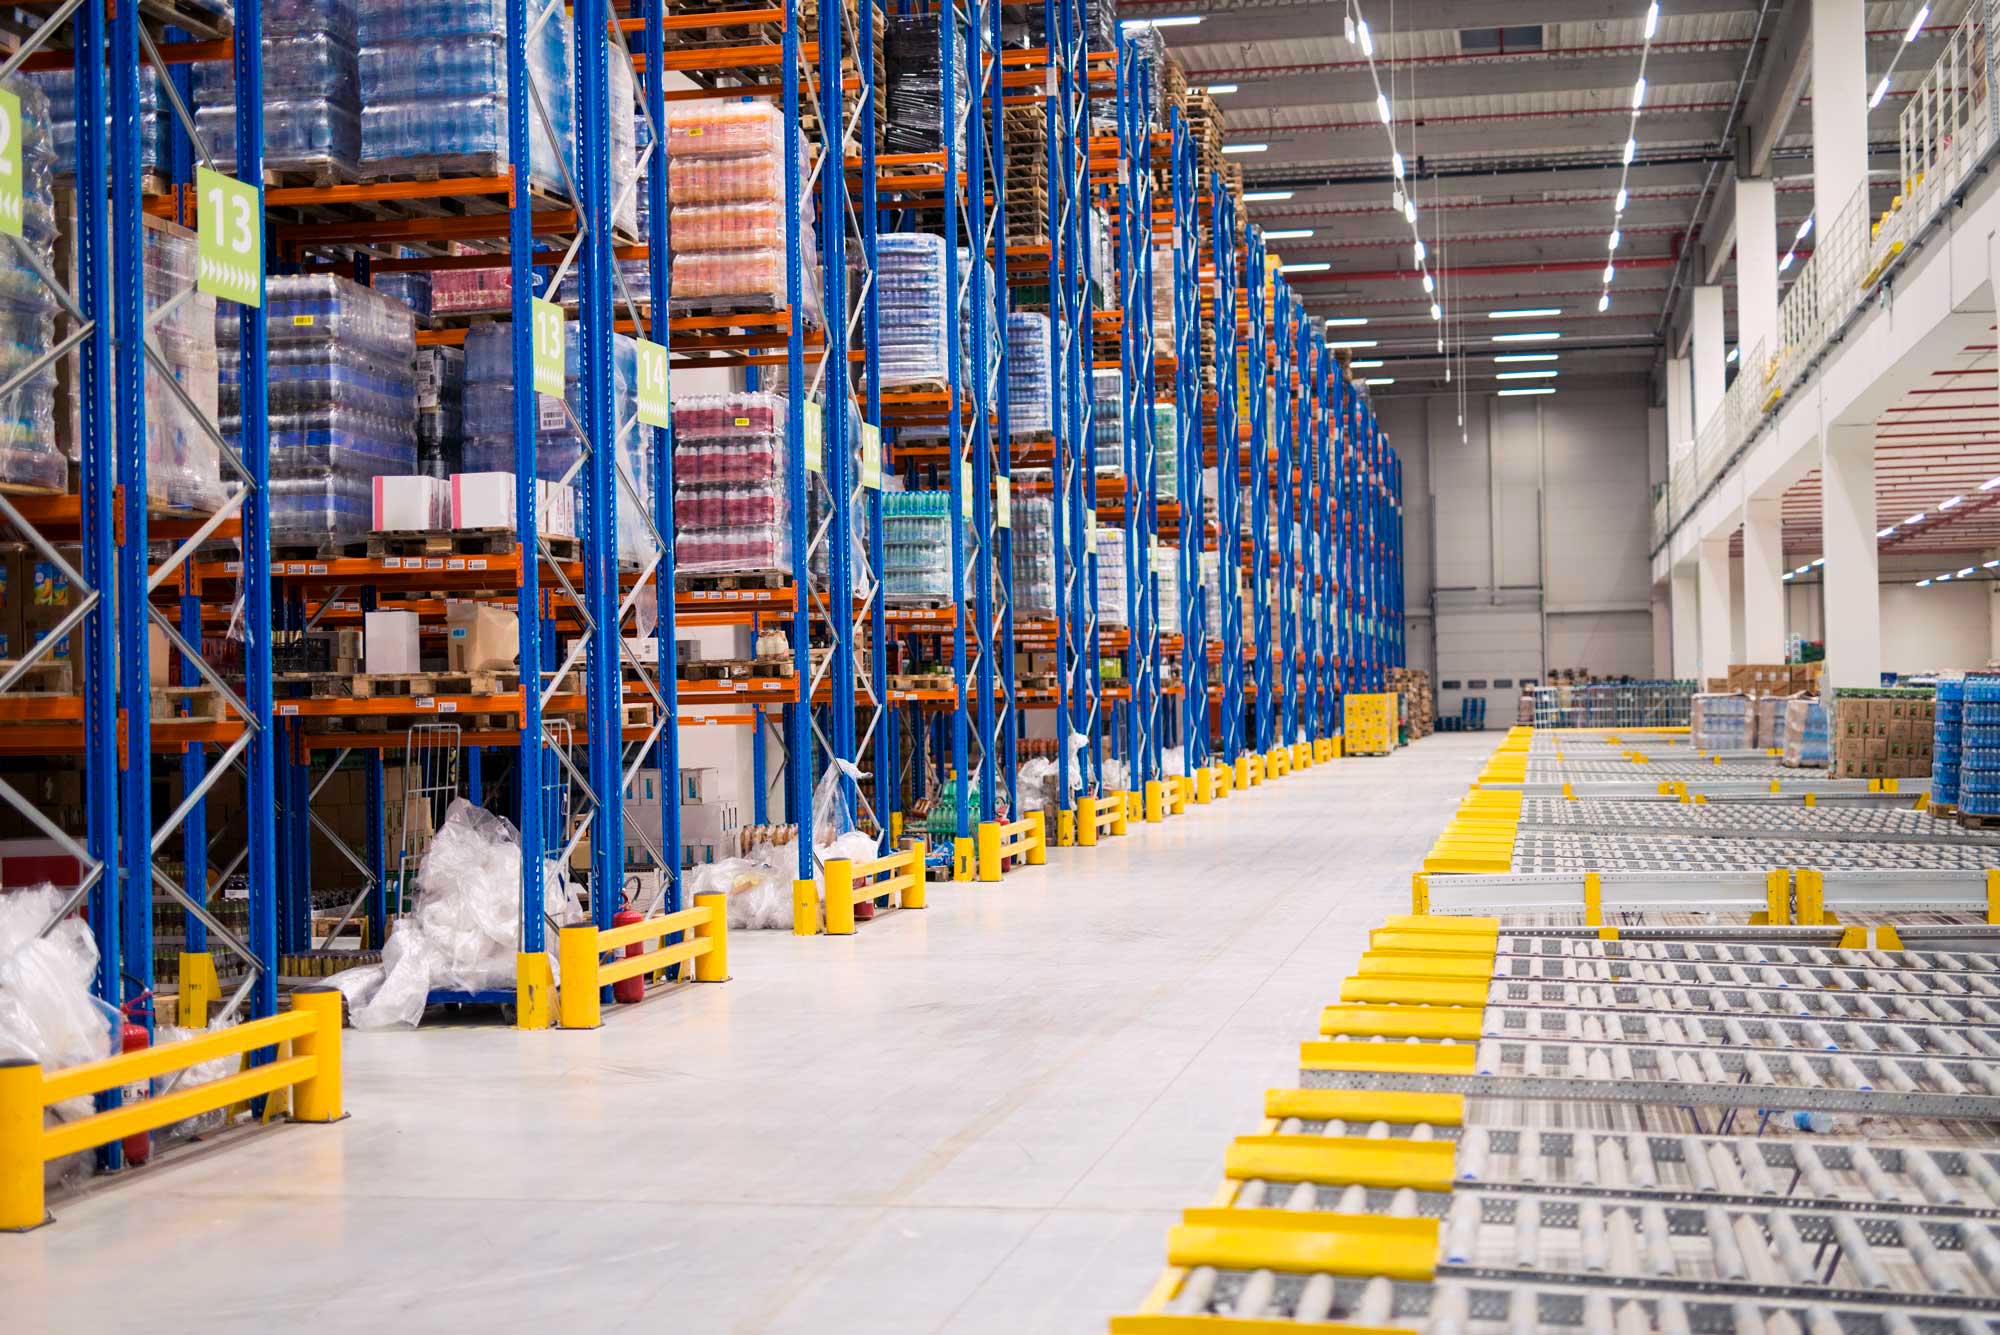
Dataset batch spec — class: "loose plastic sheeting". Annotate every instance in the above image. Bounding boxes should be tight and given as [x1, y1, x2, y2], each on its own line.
[686, 856, 793, 931]
[0, 885, 114, 1120]
[337, 799, 578, 1028]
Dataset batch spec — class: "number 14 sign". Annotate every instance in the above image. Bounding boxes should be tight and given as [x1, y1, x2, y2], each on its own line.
[197, 166, 261, 307]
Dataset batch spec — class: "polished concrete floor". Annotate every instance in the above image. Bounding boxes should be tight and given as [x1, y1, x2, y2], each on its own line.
[6, 732, 1489, 1334]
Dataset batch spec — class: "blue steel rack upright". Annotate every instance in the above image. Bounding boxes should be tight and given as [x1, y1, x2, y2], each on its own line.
[1245, 232, 1274, 765]
[1115, 35, 1159, 816]
[1209, 173, 1242, 781]
[1168, 104, 1205, 787]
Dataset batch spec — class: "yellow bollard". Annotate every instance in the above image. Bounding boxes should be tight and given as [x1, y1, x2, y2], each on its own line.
[903, 840, 929, 907]
[1234, 754, 1251, 790]
[824, 859, 857, 933]
[514, 951, 554, 1029]
[1026, 814, 1046, 864]
[290, 988, 346, 1122]
[178, 950, 219, 1029]
[1056, 807, 1076, 847]
[1077, 797, 1098, 846]
[977, 821, 1003, 882]
[954, 836, 974, 881]
[692, 891, 730, 980]
[0, 1057, 47, 1230]
[792, 878, 819, 935]
[1144, 779, 1164, 822]
[557, 923, 601, 1029]
[1194, 768, 1213, 804]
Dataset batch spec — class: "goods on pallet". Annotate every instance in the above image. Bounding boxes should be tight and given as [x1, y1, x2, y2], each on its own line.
[1096, 527, 1127, 626]
[1781, 696, 1830, 767]
[1690, 692, 1751, 751]
[144, 219, 224, 513]
[1935, 676, 1965, 805]
[0, 80, 58, 493]
[1007, 311, 1051, 438]
[1091, 369, 1122, 468]
[30, 65, 167, 176]
[883, 13, 969, 156]
[1832, 688, 1936, 780]
[359, 0, 573, 195]
[1388, 667, 1434, 738]
[884, 489, 975, 601]
[223, 274, 416, 538]
[1751, 695, 1790, 751]
[1013, 493, 1055, 616]
[196, 0, 359, 179]
[673, 391, 790, 575]
[411, 344, 465, 478]
[875, 233, 949, 387]
[665, 101, 818, 314]
[1960, 675, 2000, 818]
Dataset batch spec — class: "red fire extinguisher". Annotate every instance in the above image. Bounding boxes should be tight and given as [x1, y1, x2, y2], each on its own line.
[611, 908, 646, 1005]
[118, 996, 152, 1167]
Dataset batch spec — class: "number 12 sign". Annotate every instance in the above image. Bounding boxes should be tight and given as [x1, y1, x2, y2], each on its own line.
[197, 166, 261, 306]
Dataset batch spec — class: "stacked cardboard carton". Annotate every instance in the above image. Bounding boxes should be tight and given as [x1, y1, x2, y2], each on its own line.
[1831, 689, 1936, 779]
[1387, 667, 1434, 739]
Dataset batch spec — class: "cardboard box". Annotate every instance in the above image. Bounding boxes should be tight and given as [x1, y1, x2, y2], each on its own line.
[372, 474, 446, 531]
[445, 600, 518, 672]
[363, 610, 421, 675]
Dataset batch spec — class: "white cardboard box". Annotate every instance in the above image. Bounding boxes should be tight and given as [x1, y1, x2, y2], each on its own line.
[363, 610, 421, 675]
[371, 474, 445, 531]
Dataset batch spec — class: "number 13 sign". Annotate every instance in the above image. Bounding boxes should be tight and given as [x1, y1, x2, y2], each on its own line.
[197, 166, 261, 307]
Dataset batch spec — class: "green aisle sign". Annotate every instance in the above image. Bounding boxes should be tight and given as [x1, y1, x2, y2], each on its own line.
[860, 423, 881, 490]
[635, 338, 669, 428]
[531, 299, 565, 398]
[0, 90, 21, 238]
[197, 166, 260, 306]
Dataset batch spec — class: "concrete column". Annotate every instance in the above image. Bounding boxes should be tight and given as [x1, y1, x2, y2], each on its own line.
[1741, 496, 1786, 662]
[1734, 177, 1779, 372]
[1698, 537, 1733, 684]
[1671, 567, 1700, 680]
[1821, 422, 1881, 688]
[1811, 0, 1869, 240]
[1665, 355, 1691, 459]
[1692, 285, 1727, 438]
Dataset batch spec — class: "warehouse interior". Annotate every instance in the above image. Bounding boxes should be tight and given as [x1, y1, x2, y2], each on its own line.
[11, 0, 2000, 1332]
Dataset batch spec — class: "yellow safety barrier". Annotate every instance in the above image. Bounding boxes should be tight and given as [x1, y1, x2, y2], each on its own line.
[560, 893, 729, 1027]
[977, 816, 1045, 881]
[0, 989, 345, 1231]
[1076, 792, 1128, 846]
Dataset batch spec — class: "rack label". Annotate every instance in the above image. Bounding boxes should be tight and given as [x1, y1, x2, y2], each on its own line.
[635, 338, 670, 428]
[996, 475, 1011, 529]
[197, 167, 261, 307]
[531, 298, 565, 398]
[860, 423, 881, 490]
[0, 89, 20, 238]
[803, 403, 823, 474]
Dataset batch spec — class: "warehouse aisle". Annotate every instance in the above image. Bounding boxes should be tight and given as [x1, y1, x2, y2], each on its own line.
[6, 734, 1490, 1334]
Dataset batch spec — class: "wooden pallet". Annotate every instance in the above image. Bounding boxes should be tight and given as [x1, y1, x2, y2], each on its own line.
[676, 568, 790, 592]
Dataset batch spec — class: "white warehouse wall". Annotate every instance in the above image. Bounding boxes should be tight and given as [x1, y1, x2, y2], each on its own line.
[1379, 382, 1655, 724]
